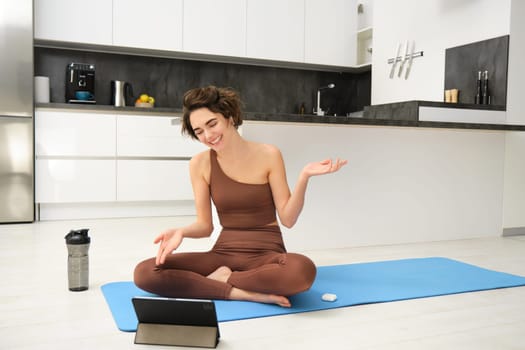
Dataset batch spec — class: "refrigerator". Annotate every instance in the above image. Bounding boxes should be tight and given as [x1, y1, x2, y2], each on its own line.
[0, 0, 34, 223]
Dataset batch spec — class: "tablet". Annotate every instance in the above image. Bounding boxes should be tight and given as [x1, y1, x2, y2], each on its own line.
[132, 296, 220, 348]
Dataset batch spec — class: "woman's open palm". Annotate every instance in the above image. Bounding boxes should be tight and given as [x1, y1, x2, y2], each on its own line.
[154, 229, 184, 266]
[303, 158, 348, 177]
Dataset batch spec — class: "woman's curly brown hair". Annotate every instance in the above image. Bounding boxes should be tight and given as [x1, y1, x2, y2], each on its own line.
[181, 86, 244, 140]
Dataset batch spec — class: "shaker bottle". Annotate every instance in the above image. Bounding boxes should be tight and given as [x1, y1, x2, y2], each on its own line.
[65, 229, 91, 291]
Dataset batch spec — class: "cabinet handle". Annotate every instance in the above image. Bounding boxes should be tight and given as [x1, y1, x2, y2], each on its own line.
[171, 117, 181, 125]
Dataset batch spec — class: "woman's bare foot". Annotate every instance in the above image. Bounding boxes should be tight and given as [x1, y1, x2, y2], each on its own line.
[229, 287, 291, 308]
[206, 266, 232, 283]
[207, 266, 291, 307]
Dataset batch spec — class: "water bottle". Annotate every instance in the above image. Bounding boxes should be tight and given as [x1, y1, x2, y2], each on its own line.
[65, 229, 91, 291]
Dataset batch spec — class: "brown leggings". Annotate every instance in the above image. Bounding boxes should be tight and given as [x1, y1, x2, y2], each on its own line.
[134, 226, 317, 300]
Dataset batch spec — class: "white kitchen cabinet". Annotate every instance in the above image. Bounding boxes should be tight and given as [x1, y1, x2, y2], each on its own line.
[116, 115, 205, 202]
[36, 159, 116, 203]
[246, 0, 305, 62]
[116, 115, 206, 157]
[184, 0, 246, 57]
[357, 0, 373, 30]
[35, 111, 116, 157]
[35, 110, 116, 203]
[305, 0, 357, 66]
[35, 111, 206, 204]
[356, 0, 373, 66]
[113, 0, 183, 51]
[117, 160, 193, 201]
[34, 108, 203, 216]
[35, 0, 363, 69]
[34, 0, 112, 45]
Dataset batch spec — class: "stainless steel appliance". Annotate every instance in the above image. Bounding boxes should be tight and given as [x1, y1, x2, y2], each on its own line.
[110, 80, 133, 107]
[66, 63, 96, 104]
[0, 0, 34, 223]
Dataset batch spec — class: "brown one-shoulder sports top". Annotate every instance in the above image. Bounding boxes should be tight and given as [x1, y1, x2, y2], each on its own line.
[209, 150, 277, 229]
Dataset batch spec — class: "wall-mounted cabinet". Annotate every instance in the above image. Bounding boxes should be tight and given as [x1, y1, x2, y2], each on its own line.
[34, 0, 112, 45]
[184, 0, 246, 57]
[112, 0, 183, 51]
[357, 0, 373, 30]
[305, 0, 357, 66]
[34, 0, 367, 70]
[356, 1, 374, 66]
[246, 0, 305, 62]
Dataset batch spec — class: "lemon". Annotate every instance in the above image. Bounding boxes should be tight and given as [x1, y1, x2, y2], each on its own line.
[139, 94, 149, 103]
[148, 96, 155, 105]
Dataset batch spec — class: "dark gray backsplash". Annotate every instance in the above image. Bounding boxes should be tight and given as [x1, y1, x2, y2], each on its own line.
[35, 48, 370, 115]
[444, 35, 509, 106]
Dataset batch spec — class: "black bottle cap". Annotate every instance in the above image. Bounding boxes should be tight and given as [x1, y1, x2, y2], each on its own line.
[65, 229, 91, 244]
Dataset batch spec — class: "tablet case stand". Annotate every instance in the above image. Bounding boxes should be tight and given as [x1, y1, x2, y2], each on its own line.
[132, 297, 220, 348]
[135, 323, 219, 348]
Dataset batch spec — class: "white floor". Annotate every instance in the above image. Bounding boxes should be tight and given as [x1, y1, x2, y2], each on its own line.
[1, 216, 524, 349]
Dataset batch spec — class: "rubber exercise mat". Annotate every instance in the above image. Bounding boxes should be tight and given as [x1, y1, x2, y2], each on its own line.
[101, 257, 525, 332]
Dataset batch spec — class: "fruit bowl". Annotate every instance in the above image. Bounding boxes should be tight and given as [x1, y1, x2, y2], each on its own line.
[135, 102, 154, 108]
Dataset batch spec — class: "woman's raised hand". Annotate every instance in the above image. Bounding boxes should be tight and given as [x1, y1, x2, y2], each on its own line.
[154, 228, 184, 266]
[302, 158, 348, 178]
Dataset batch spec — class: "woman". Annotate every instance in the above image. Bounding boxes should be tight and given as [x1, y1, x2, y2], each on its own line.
[134, 86, 347, 307]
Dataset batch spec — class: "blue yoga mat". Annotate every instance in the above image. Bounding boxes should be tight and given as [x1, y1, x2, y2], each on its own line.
[101, 257, 525, 332]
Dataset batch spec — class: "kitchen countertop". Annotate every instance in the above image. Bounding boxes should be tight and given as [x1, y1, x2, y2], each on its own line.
[36, 102, 525, 131]
[364, 100, 505, 121]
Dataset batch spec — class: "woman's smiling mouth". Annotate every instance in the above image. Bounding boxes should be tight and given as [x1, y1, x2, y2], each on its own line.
[209, 135, 222, 145]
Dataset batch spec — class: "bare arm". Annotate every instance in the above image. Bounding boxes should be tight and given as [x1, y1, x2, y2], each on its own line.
[155, 151, 214, 265]
[269, 147, 347, 228]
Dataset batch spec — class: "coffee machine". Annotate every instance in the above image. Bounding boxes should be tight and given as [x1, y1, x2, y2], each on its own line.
[66, 63, 96, 103]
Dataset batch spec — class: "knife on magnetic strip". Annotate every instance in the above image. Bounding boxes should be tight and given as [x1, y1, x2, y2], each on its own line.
[405, 41, 415, 80]
[389, 42, 402, 79]
[398, 40, 409, 77]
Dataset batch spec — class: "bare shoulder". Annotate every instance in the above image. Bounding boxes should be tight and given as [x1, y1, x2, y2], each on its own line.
[189, 150, 211, 181]
[190, 149, 210, 166]
[252, 143, 284, 171]
[255, 143, 282, 160]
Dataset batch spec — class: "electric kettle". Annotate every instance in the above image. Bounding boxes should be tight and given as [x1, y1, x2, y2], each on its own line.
[111, 80, 133, 107]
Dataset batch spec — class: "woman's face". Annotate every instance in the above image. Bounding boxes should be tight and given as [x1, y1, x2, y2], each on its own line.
[190, 107, 233, 150]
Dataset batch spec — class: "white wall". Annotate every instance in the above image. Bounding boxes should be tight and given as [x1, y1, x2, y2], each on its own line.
[371, 0, 511, 105]
[503, 0, 525, 231]
[245, 121, 505, 250]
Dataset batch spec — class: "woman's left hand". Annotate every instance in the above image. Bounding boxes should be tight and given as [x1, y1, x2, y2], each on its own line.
[303, 158, 348, 177]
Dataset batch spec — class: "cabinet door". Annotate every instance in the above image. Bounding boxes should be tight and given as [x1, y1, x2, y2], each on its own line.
[113, 0, 183, 51]
[36, 159, 116, 203]
[116, 115, 206, 157]
[305, 0, 357, 67]
[35, 111, 116, 157]
[117, 160, 192, 201]
[34, 0, 112, 45]
[246, 0, 304, 62]
[184, 0, 246, 57]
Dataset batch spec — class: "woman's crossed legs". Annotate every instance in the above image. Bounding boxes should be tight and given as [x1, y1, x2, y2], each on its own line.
[133, 250, 316, 307]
